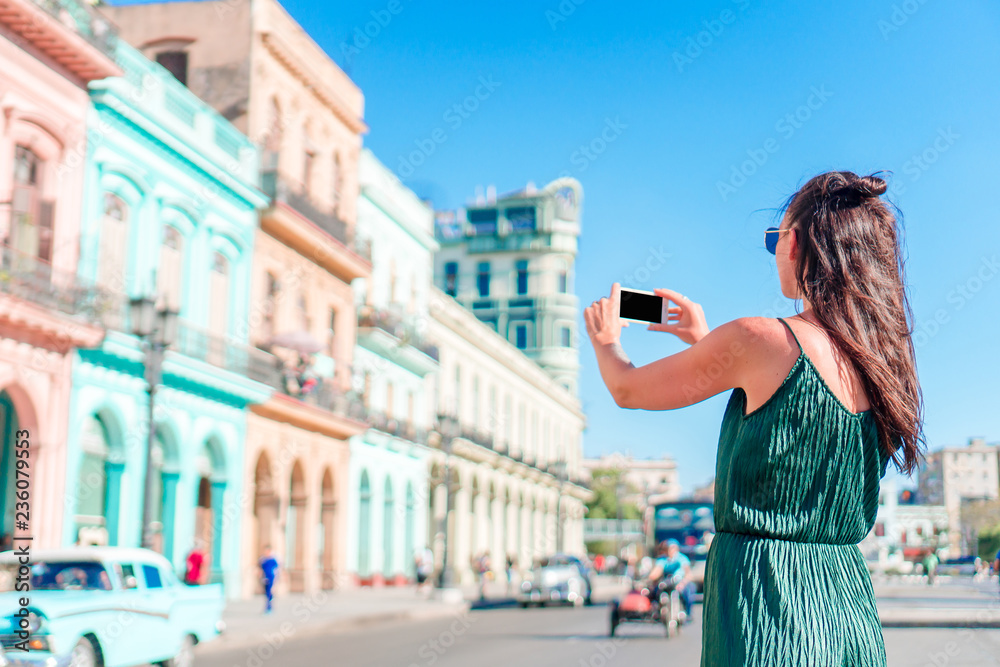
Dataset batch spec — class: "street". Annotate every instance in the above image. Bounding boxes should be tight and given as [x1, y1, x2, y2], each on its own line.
[192, 591, 1000, 667]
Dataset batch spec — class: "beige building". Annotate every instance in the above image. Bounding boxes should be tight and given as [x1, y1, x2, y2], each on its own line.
[105, 0, 373, 597]
[918, 437, 1000, 556]
[425, 286, 590, 583]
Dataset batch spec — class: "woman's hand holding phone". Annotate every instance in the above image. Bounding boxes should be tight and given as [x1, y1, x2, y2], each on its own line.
[647, 288, 709, 345]
[584, 282, 630, 346]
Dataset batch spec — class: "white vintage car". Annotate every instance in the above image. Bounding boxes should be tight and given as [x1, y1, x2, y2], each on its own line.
[0, 547, 225, 667]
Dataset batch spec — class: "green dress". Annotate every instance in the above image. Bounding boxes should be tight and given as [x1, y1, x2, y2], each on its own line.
[701, 318, 890, 666]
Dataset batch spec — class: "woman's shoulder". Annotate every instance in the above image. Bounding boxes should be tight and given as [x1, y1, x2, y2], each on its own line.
[713, 316, 795, 355]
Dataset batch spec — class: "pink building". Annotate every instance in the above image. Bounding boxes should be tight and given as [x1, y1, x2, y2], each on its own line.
[0, 0, 121, 548]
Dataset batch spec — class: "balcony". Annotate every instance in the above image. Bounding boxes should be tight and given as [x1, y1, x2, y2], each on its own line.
[261, 170, 347, 245]
[0, 244, 122, 332]
[356, 305, 440, 375]
[0, 0, 120, 80]
[173, 322, 281, 387]
[365, 409, 429, 445]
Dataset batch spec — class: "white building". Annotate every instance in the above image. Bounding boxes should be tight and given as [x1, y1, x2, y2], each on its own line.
[433, 178, 582, 395]
[425, 285, 590, 583]
[582, 453, 682, 509]
[860, 478, 949, 565]
[346, 149, 438, 585]
[918, 437, 1000, 556]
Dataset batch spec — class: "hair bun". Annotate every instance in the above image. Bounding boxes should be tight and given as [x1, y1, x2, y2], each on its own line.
[852, 175, 887, 198]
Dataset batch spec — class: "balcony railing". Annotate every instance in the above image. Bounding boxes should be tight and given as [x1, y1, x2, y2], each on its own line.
[261, 170, 347, 245]
[173, 323, 281, 386]
[0, 244, 122, 329]
[366, 409, 429, 444]
[273, 366, 367, 422]
[357, 305, 440, 362]
[30, 0, 118, 58]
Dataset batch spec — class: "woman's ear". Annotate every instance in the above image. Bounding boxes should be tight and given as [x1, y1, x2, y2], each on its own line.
[787, 227, 799, 262]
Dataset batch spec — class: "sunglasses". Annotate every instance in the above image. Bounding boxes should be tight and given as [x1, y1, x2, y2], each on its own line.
[764, 227, 793, 255]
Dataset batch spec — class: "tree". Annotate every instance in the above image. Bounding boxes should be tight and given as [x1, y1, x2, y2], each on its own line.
[585, 467, 641, 520]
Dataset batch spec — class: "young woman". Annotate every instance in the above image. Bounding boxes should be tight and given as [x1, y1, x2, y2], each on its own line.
[584, 171, 924, 666]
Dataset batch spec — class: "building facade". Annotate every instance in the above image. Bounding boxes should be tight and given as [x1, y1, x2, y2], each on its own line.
[426, 286, 590, 584]
[434, 179, 582, 395]
[66, 41, 274, 598]
[859, 478, 949, 565]
[346, 149, 438, 585]
[102, 0, 373, 597]
[582, 453, 683, 509]
[918, 437, 1000, 557]
[0, 0, 121, 549]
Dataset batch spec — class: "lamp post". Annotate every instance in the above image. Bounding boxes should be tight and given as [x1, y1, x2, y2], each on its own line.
[434, 412, 459, 592]
[615, 474, 626, 572]
[130, 296, 179, 550]
[551, 459, 569, 553]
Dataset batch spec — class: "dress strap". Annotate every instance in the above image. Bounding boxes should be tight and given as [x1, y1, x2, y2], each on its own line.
[777, 318, 804, 354]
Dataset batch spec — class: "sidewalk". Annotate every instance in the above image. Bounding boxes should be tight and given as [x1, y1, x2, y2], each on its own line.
[198, 585, 469, 654]
[874, 577, 1000, 628]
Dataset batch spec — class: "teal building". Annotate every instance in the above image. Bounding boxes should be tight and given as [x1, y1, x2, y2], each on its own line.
[65, 43, 273, 597]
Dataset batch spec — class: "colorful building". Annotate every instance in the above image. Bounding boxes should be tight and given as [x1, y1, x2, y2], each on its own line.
[65, 40, 273, 598]
[103, 0, 374, 597]
[0, 0, 121, 549]
[347, 149, 438, 585]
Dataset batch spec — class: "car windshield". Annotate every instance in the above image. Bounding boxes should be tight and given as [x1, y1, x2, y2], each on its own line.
[0, 561, 113, 591]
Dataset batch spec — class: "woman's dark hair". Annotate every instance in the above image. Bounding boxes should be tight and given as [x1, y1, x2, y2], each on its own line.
[781, 171, 924, 474]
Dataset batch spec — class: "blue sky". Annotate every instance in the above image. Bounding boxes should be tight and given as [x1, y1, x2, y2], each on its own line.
[119, 0, 1000, 494]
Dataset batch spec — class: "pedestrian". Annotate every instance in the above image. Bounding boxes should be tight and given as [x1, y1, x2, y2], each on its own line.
[259, 544, 279, 614]
[184, 542, 205, 586]
[649, 539, 697, 622]
[476, 552, 491, 600]
[922, 549, 939, 585]
[593, 553, 605, 574]
[993, 548, 1000, 598]
[585, 171, 924, 666]
[415, 546, 434, 596]
[505, 553, 516, 594]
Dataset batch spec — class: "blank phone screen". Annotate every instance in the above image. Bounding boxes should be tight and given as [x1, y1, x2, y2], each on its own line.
[619, 290, 663, 323]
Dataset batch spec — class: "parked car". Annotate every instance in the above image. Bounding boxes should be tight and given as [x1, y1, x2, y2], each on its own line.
[0, 547, 225, 667]
[518, 554, 594, 607]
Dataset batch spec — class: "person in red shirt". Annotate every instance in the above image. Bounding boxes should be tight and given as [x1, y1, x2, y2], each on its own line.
[185, 544, 206, 586]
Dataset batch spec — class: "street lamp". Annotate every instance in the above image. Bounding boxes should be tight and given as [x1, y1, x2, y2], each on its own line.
[130, 296, 179, 550]
[550, 459, 569, 553]
[434, 412, 460, 591]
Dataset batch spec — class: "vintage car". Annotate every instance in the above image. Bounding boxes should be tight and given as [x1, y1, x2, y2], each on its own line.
[518, 554, 594, 607]
[0, 547, 225, 667]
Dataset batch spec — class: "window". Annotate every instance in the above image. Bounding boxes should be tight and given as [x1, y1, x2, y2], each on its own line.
[477, 262, 490, 297]
[874, 522, 885, 537]
[444, 262, 458, 297]
[386, 382, 394, 420]
[156, 51, 188, 86]
[264, 273, 280, 341]
[558, 269, 568, 293]
[303, 149, 316, 196]
[98, 193, 129, 290]
[209, 252, 229, 337]
[331, 152, 342, 209]
[157, 226, 184, 311]
[506, 206, 536, 232]
[516, 260, 528, 295]
[10, 146, 54, 262]
[472, 375, 479, 425]
[515, 323, 527, 349]
[328, 307, 337, 357]
[142, 564, 163, 589]
[120, 563, 138, 589]
[561, 326, 571, 347]
[468, 209, 497, 235]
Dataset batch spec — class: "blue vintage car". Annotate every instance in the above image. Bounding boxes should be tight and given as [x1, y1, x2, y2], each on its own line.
[0, 547, 225, 667]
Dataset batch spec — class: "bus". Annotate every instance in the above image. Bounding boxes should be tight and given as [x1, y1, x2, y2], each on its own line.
[646, 495, 715, 592]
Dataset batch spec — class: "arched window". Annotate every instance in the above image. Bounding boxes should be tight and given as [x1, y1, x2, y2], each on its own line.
[383, 478, 395, 577]
[157, 226, 184, 311]
[358, 471, 372, 577]
[10, 146, 54, 262]
[98, 193, 130, 291]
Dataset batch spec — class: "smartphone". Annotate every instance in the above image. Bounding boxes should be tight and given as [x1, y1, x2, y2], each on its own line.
[619, 287, 669, 324]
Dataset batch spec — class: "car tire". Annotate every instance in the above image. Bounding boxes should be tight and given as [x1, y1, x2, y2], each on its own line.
[158, 634, 195, 667]
[68, 637, 99, 667]
[519, 601, 530, 609]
